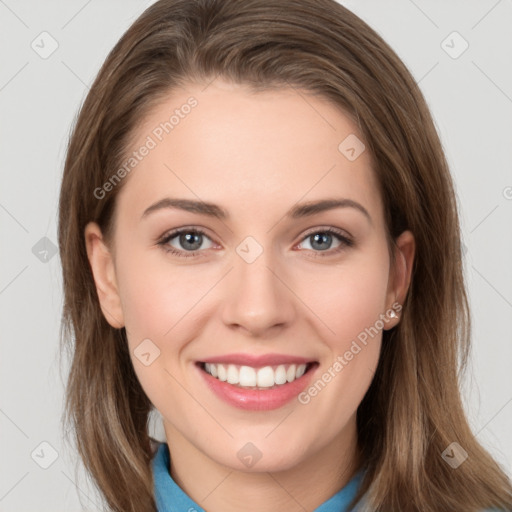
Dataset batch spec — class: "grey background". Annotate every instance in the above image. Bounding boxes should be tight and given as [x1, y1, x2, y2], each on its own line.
[1, 0, 511, 510]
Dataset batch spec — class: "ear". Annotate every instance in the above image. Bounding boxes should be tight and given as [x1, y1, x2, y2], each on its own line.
[84, 222, 125, 329]
[384, 229, 415, 329]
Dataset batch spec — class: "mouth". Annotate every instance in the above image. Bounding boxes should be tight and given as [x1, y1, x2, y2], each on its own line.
[196, 361, 319, 390]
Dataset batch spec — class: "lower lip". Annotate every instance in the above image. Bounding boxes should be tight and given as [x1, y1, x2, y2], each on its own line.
[196, 362, 319, 411]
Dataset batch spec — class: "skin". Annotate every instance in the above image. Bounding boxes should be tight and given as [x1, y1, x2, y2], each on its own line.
[85, 78, 415, 512]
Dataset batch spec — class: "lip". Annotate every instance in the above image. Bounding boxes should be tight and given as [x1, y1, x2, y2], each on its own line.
[199, 353, 316, 367]
[195, 360, 319, 411]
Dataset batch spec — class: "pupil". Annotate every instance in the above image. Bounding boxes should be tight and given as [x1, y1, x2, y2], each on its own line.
[181, 232, 202, 250]
[311, 233, 331, 251]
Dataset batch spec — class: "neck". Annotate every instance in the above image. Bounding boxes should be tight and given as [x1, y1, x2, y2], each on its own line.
[163, 418, 361, 512]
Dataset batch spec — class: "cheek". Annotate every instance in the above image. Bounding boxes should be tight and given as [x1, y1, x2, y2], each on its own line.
[299, 256, 390, 345]
[114, 249, 196, 412]
[114, 242, 193, 339]
[119, 273, 170, 339]
[295, 266, 386, 429]
[295, 254, 389, 401]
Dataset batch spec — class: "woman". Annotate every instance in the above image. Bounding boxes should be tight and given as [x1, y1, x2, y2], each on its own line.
[58, 0, 512, 510]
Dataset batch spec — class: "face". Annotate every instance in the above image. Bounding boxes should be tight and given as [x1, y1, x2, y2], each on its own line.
[86, 78, 414, 473]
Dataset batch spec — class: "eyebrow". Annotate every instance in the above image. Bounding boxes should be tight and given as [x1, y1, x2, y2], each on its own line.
[141, 197, 372, 224]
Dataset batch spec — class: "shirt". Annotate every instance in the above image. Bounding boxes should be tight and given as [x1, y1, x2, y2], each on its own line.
[152, 442, 365, 512]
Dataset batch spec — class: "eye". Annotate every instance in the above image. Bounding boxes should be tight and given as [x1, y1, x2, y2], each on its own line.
[157, 228, 215, 258]
[296, 227, 354, 257]
[157, 226, 354, 259]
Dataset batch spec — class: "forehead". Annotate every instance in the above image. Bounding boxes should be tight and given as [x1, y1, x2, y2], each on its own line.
[115, 79, 384, 230]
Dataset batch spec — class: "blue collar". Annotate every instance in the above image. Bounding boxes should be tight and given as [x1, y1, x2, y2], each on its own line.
[152, 442, 365, 512]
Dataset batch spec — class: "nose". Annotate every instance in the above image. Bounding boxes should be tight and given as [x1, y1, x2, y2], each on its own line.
[220, 245, 296, 337]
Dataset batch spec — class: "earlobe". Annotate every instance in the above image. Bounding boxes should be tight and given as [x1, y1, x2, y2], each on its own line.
[84, 222, 125, 329]
[385, 230, 415, 328]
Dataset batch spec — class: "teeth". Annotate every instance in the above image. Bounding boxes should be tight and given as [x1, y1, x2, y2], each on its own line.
[203, 362, 309, 388]
[296, 364, 306, 378]
[240, 366, 257, 386]
[217, 364, 227, 382]
[227, 364, 239, 384]
[256, 366, 274, 387]
[274, 365, 287, 385]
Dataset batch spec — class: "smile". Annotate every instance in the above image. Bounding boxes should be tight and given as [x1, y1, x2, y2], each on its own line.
[200, 362, 314, 389]
[196, 359, 319, 411]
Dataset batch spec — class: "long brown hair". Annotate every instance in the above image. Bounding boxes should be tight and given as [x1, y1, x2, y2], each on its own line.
[58, 1, 512, 510]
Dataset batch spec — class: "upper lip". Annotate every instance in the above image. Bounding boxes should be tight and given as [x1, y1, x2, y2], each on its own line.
[199, 353, 317, 367]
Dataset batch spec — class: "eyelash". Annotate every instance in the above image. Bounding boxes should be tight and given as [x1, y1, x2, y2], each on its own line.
[157, 226, 354, 259]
